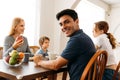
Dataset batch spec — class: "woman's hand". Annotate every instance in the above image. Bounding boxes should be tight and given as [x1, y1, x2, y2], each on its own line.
[12, 35, 24, 49]
[33, 54, 43, 66]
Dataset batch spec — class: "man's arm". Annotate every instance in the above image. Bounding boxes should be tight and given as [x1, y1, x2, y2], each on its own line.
[38, 56, 68, 70]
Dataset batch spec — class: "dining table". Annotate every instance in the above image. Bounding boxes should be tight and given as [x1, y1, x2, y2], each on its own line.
[0, 59, 68, 80]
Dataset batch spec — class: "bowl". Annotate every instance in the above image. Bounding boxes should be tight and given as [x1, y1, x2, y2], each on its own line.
[3, 56, 24, 67]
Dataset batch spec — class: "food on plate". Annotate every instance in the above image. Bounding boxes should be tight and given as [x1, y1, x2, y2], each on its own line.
[5, 55, 11, 63]
[5, 50, 24, 65]
[16, 35, 24, 43]
[19, 52, 24, 59]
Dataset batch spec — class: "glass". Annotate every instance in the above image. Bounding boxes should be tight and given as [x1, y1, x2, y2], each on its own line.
[23, 53, 30, 63]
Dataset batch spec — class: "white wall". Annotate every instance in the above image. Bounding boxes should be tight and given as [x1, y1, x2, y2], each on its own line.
[108, 4, 120, 42]
[108, 4, 120, 63]
[88, 0, 109, 11]
[39, 0, 55, 52]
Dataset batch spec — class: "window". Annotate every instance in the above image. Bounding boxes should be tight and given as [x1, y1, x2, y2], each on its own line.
[75, 0, 105, 40]
[0, 0, 38, 46]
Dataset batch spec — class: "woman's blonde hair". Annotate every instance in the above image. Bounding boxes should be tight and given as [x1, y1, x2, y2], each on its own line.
[94, 21, 116, 49]
[9, 17, 24, 36]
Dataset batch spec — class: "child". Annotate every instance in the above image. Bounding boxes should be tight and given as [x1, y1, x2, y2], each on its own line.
[93, 21, 119, 80]
[35, 36, 51, 79]
[35, 36, 50, 59]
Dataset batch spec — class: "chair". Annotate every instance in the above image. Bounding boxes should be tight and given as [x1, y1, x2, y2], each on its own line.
[0, 47, 6, 79]
[80, 50, 108, 80]
[29, 46, 40, 54]
[0, 47, 3, 59]
[112, 61, 120, 80]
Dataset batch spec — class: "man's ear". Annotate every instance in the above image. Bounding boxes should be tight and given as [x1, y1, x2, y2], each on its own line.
[75, 19, 79, 24]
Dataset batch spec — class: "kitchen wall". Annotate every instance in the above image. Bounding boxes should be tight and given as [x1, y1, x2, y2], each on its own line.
[108, 4, 120, 42]
[108, 4, 120, 63]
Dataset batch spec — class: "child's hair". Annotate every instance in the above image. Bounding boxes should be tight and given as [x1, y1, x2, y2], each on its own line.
[39, 36, 50, 47]
[94, 21, 116, 49]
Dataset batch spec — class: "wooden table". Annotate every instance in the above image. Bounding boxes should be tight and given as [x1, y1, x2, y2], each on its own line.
[0, 60, 67, 80]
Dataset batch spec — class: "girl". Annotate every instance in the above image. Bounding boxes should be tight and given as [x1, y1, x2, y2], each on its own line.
[93, 21, 119, 80]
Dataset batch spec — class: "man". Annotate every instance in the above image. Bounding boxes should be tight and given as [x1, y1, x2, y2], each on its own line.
[33, 9, 96, 80]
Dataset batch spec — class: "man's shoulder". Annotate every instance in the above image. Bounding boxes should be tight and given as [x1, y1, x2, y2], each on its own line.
[70, 31, 87, 40]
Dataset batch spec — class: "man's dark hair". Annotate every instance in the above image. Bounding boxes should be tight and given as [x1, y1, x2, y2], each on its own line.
[56, 9, 78, 21]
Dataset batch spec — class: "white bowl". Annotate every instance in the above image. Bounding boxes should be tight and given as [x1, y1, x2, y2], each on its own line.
[3, 56, 24, 67]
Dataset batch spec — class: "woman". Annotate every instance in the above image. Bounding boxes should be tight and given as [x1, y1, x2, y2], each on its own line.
[93, 21, 119, 80]
[3, 17, 33, 57]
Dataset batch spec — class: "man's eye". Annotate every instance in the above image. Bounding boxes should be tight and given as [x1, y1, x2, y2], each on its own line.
[20, 25, 23, 27]
[59, 23, 62, 26]
[64, 20, 70, 24]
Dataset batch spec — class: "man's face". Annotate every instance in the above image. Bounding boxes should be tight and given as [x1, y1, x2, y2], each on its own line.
[58, 15, 79, 37]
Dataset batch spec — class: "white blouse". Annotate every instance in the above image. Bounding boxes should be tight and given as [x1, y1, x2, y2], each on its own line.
[94, 34, 116, 66]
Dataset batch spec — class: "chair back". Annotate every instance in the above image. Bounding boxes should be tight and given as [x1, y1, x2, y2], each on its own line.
[112, 61, 120, 80]
[29, 46, 40, 54]
[0, 47, 3, 59]
[80, 50, 108, 80]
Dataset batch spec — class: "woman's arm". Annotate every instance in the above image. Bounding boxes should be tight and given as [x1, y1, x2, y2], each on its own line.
[3, 36, 14, 57]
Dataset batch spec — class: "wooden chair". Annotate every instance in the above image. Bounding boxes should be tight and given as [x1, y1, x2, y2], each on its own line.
[0, 47, 3, 59]
[80, 50, 108, 80]
[0, 47, 5, 79]
[112, 61, 120, 80]
[29, 46, 40, 54]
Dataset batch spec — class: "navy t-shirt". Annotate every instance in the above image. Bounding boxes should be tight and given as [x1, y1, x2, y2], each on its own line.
[61, 29, 96, 80]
